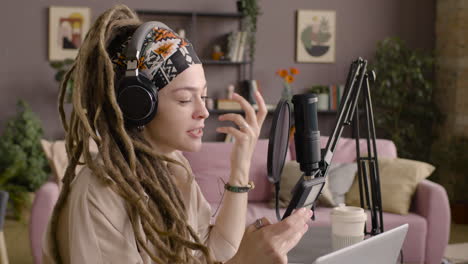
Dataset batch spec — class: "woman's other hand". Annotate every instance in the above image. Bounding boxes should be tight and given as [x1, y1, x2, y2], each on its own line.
[229, 208, 312, 264]
[216, 91, 267, 184]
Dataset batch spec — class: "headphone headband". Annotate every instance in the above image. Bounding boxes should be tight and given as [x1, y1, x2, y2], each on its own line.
[115, 21, 200, 127]
[125, 21, 171, 62]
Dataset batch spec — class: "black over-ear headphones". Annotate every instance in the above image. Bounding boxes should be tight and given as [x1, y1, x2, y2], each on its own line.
[116, 21, 171, 127]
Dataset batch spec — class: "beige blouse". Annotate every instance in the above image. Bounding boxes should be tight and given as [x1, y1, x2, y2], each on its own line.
[42, 152, 236, 263]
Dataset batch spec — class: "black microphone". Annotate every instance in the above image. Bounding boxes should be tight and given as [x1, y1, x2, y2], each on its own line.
[292, 93, 321, 176]
[281, 93, 325, 220]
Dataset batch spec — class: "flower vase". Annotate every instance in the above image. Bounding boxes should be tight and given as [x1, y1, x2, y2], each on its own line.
[281, 84, 293, 102]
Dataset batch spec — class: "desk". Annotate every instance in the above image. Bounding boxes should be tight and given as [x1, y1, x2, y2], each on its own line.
[288, 226, 332, 264]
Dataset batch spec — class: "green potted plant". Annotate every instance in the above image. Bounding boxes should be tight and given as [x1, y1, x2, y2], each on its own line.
[50, 58, 74, 103]
[370, 37, 468, 222]
[369, 37, 441, 162]
[237, 0, 261, 63]
[308, 85, 329, 110]
[0, 100, 50, 220]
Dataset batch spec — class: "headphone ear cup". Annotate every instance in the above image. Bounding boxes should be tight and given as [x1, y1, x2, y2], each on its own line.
[116, 74, 158, 127]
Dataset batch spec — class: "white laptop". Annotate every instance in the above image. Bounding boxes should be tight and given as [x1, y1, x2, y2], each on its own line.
[290, 224, 408, 264]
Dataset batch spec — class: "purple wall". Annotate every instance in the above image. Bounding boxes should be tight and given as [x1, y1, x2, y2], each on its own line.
[0, 0, 435, 140]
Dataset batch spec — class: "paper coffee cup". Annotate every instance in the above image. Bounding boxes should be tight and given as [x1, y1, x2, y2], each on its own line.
[330, 203, 367, 251]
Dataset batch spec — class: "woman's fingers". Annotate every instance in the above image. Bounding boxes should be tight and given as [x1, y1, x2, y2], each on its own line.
[216, 126, 244, 140]
[254, 90, 268, 128]
[231, 93, 257, 126]
[267, 208, 311, 254]
[218, 113, 254, 136]
[245, 217, 272, 234]
[218, 92, 267, 137]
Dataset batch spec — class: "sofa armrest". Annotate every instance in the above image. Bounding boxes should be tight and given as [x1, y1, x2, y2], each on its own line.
[29, 181, 60, 264]
[411, 179, 450, 264]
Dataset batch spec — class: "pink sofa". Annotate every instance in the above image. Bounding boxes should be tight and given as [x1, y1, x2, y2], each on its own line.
[30, 138, 450, 264]
[183, 138, 450, 264]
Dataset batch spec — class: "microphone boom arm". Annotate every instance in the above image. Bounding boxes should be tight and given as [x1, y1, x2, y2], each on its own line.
[282, 58, 384, 236]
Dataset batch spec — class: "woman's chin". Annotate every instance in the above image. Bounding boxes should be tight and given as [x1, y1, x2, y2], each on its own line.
[179, 140, 203, 152]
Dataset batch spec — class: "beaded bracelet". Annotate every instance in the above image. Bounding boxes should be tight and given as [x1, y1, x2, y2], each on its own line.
[224, 181, 255, 193]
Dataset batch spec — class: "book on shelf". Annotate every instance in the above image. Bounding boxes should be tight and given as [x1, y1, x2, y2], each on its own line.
[225, 31, 248, 62]
[236, 31, 248, 62]
[217, 99, 242, 110]
[328, 84, 345, 111]
[216, 99, 276, 112]
[328, 85, 338, 110]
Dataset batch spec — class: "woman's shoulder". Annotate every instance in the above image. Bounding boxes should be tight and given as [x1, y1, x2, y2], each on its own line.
[68, 166, 130, 222]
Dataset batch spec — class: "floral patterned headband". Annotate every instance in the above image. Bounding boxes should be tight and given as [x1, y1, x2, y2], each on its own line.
[111, 26, 201, 90]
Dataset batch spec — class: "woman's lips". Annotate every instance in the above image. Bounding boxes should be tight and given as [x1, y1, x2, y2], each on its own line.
[187, 127, 203, 138]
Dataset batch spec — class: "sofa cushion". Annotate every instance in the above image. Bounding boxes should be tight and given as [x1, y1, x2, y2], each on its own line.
[184, 139, 290, 203]
[40, 139, 98, 187]
[268, 161, 357, 208]
[346, 158, 435, 215]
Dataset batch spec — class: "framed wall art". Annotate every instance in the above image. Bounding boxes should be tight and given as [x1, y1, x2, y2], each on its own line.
[296, 10, 336, 63]
[49, 6, 91, 61]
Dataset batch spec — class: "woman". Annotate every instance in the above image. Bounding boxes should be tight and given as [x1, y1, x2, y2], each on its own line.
[43, 4, 311, 264]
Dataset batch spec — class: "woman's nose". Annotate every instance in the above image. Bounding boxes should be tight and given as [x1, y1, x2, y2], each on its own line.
[193, 100, 209, 119]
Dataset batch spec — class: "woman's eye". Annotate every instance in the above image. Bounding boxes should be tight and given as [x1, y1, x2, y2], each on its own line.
[178, 96, 209, 104]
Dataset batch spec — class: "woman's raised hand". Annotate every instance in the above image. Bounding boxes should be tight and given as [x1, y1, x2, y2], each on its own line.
[216, 91, 267, 183]
[228, 208, 312, 264]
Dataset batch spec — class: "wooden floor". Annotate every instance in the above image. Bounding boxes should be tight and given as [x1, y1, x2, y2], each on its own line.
[4, 218, 32, 264]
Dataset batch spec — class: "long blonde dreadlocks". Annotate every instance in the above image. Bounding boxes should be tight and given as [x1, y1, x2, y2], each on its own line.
[49, 4, 219, 264]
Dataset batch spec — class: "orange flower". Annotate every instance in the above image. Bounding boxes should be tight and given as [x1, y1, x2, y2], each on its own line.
[290, 67, 300, 75]
[276, 69, 288, 78]
[285, 75, 294, 83]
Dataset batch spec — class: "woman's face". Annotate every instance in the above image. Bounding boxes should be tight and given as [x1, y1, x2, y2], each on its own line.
[143, 64, 209, 154]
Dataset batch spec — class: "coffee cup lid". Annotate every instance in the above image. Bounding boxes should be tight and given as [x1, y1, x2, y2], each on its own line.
[331, 203, 366, 217]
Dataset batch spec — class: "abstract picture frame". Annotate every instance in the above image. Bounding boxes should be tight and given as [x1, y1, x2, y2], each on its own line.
[296, 10, 336, 63]
[48, 6, 91, 61]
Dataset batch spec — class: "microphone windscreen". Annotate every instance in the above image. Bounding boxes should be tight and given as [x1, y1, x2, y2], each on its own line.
[267, 99, 291, 184]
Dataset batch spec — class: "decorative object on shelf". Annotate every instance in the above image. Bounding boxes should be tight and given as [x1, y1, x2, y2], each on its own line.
[211, 45, 224, 60]
[0, 100, 50, 220]
[276, 67, 300, 102]
[205, 97, 214, 110]
[296, 10, 336, 63]
[309, 85, 329, 111]
[50, 58, 74, 103]
[48, 6, 91, 61]
[226, 84, 235, 99]
[237, 0, 261, 63]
